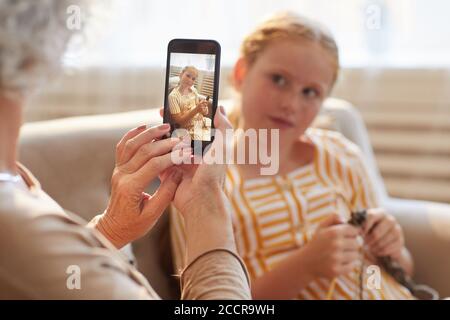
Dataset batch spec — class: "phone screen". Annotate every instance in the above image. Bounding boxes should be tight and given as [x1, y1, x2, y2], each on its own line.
[163, 39, 221, 151]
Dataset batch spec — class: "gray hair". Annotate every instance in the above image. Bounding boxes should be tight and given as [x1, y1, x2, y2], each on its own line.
[0, 0, 90, 97]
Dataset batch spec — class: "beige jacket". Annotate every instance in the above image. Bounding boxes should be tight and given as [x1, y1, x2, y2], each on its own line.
[0, 164, 250, 299]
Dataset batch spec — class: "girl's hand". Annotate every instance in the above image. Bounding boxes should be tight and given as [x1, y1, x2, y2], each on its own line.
[201, 104, 209, 115]
[301, 214, 361, 279]
[196, 100, 208, 114]
[362, 208, 405, 259]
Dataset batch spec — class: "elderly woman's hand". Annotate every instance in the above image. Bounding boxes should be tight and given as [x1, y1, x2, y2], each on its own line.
[158, 106, 232, 216]
[163, 106, 238, 264]
[94, 123, 191, 249]
[172, 106, 231, 215]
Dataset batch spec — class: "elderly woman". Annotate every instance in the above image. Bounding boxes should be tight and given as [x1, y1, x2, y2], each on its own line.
[0, 0, 250, 299]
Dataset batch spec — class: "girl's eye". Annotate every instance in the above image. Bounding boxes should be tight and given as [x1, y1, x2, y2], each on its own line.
[271, 74, 286, 87]
[302, 87, 320, 99]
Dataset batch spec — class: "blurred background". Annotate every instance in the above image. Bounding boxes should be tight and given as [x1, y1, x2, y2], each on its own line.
[26, 0, 450, 204]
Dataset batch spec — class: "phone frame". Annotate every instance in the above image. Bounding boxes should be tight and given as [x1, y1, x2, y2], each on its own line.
[163, 38, 221, 152]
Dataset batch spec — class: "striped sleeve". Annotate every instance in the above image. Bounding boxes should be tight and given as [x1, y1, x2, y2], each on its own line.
[330, 132, 380, 210]
[168, 90, 181, 114]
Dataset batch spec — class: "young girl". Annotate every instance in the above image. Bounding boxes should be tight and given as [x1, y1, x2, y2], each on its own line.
[170, 12, 414, 300]
[168, 66, 210, 140]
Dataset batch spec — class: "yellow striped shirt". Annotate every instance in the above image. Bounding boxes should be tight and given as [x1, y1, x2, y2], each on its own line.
[170, 128, 413, 300]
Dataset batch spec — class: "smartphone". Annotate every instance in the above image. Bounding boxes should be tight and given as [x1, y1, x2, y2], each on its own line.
[163, 39, 221, 153]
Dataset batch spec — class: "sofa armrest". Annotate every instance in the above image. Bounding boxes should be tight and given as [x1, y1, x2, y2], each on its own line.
[383, 197, 450, 297]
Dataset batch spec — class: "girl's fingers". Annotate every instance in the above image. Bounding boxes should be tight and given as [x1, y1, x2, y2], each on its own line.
[330, 224, 359, 238]
[318, 213, 343, 230]
[341, 251, 360, 265]
[341, 238, 362, 252]
[339, 260, 359, 275]
[363, 210, 383, 235]
[118, 124, 171, 165]
[366, 219, 394, 246]
[378, 239, 403, 257]
[371, 228, 397, 253]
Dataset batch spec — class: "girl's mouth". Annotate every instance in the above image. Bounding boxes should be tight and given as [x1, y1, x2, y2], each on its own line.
[268, 115, 295, 129]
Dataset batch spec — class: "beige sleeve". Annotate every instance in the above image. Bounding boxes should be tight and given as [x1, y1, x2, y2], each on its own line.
[180, 249, 251, 300]
[0, 206, 159, 299]
[170, 207, 251, 300]
[169, 206, 187, 273]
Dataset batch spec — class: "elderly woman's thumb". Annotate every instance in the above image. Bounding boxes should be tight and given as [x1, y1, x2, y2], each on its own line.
[214, 105, 233, 133]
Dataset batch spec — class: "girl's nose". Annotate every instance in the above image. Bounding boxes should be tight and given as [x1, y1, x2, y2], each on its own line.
[279, 91, 299, 115]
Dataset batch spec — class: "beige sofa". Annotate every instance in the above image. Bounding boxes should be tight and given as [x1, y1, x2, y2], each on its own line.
[19, 98, 450, 299]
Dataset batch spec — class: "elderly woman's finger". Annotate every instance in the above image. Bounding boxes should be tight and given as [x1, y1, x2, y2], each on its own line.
[115, 125, 148, 161]
[121, 137, 189, 174]
[133, 148, 192, 190]
[206, 105, 233, 156]
[143, 169, 183, 218]
[214, 105, 232, 133]
[159, 107, 164, 118]
[198, 106, 233, 186]
[118, 123, 171, 165]
[200, 106, 232, 160]
[159, 166, 176, 183]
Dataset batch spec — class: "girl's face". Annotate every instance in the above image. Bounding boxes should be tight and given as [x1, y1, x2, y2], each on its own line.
[236, 39, 335, 140]
[180, 69, 197, 88]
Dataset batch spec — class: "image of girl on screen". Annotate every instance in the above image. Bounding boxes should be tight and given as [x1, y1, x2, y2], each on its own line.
[168, 66, 211, 141]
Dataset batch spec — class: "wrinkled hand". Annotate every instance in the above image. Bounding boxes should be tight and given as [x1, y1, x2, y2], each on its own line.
[95, 123, 191, 248]
[159, 105, 232, 216]
[362, 208, 405, 259]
